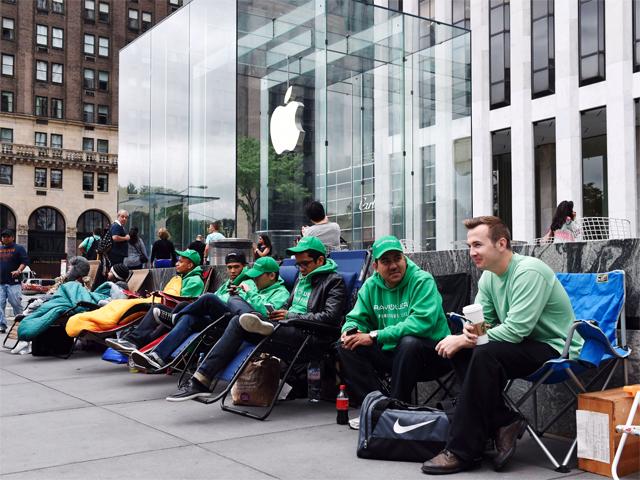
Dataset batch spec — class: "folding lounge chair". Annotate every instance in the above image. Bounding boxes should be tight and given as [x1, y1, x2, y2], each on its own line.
[328, 249, 370, 289]
[280, 257, 297, 267]
[503, 270, 630, 472]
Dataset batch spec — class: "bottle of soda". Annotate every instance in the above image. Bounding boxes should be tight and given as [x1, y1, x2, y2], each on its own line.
[336, 384, 349, 425]
[307, 360, 322, 403]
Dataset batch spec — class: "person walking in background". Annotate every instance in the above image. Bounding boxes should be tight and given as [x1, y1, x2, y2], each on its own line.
[253, 234, 272, 260]
[544, 200, 579, 243]
[301, 200, 341, 252]
[78, 227, 102, 260]
[188, 234, 206, 265]
[0, 229, 29, 334]
[203, 221, 225, 264]
[108, 210, 130, 266]
[150, 227, 177, 268]
[124, 227, 148, 270]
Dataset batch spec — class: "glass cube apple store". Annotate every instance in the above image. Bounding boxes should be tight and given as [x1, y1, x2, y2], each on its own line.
[118, 0, 471, 254]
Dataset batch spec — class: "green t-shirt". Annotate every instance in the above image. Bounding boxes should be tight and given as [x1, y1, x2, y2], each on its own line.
[476, 253, 583, 358]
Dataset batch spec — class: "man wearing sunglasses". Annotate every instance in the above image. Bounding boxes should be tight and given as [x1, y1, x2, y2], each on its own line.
[167, 236, 347, 402]
[338, 235, 451, 405]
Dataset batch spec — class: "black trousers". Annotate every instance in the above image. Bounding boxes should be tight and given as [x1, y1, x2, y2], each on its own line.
[337, 336, 451, 404]
[446, 339, 558, 461]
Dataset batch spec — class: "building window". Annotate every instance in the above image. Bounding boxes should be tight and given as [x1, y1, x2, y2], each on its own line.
[34, 168, 47, 188]
[579, 0, 605, 85]
[98, 36, 109, 56]
[36, 0, 48, 12]
[0, 128, 12, 143]
[97, 105, 108, 124]
[2, 18, 15, 41]
[422, 145, 436, 251]
[84, 0, 95, 20]
[0, 164, 12, 185]
[83, 69, 95, 89]
[1, 54, 14, 76]
[52, 0, 64, 14]
[533, 118, 556, 237]
[50, 169, 62, 188]
[489, 0, 510, 109]
[454, 137, 472, 241]
[51, 98, 63, 119]
[142, 11, 152, 31]
[36, 60, 48, 82]
[83, 172, 94, 191]
[35, 132, 47, 147]
[452, 0, 471, 119]
[36, 24, 48, 46]
[52, 27, 63, 49]
[35, 96, 48, 116]
[581, 107, 608, 216]
[128, 9, 139, 30]
[531, 0, 555, 98]
[98, 2, 109, 22]
[97, 173, 108, 192]
[84, 34, 94, 54]
[98, 70, 108, 91]
[51, 63, 63, 84]
[97, 139, 108, 153]
[492, 128, 512, 232]
[82, 137, 94, 151]
[168, 0, 182, 12]
[634, 0, 640, 72]
[83, 103, 94, 123]
[452, 0, 470, 29]
[0, 91, 13, 113]
[50, 133, 62, 149]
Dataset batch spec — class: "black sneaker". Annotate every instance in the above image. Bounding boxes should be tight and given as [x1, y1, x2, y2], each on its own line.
[166, 378, 211, 402]
[105, 337, 137, 354]
[153, 307, 175, 329]
[130, 350, 165, 371]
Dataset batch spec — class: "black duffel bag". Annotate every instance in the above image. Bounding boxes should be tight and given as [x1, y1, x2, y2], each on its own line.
[357, 391, 451, 462]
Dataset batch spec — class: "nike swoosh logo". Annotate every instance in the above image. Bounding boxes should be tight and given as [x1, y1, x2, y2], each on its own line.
[393, 418, 437, 434]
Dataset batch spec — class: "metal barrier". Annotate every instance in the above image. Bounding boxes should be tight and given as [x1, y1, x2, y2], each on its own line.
[533, 217, 633, 244]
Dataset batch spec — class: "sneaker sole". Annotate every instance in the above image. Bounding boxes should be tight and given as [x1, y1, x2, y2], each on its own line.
[105, 339, 136, 355]
[165, 391, 211, 402]
[239, 315, 274, 336]
[130, 351, 162, 371]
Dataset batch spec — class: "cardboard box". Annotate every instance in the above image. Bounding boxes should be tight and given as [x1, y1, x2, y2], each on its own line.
[577, 386, 640, 478]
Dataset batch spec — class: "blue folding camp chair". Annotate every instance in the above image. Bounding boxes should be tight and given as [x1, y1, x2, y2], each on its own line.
[504, 270, 630, 472]
[280, 257, 296, 267]
[279, 265, 299, 291]
[328, 250, 370, 289]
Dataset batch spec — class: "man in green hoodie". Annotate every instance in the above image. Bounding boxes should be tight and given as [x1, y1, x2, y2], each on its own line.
[130, 255, 290, 371]
[422, 216, 583, 475]
[167, 236, 347, 402]
[339, 235, 451, 404]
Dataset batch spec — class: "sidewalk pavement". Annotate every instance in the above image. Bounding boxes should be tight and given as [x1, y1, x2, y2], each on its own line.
[0, 340, 635, 479]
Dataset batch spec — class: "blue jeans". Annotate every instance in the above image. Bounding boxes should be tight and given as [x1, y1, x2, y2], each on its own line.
[0, 283, 23, 328]
[154, 295, 254, 362]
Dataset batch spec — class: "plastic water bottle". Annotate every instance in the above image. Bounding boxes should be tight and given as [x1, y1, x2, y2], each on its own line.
[307, 360, 322, 403]
[336, 384, 349, 424]
[197, 352, 205, 369]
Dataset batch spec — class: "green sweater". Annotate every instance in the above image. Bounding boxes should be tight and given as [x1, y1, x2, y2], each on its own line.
[288, 259, 338, 315]
[179, 266, 205, 297]
[342, 258, 450, 351]
[240, 278, 290, 316]
[477, 253, 583, 358]
[214, 268, 254, 302]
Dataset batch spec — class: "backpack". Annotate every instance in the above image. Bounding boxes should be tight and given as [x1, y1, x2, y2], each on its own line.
[357, 391, 451, 462]
[84, 236, 99, 260]
[95, 226, 114, 256]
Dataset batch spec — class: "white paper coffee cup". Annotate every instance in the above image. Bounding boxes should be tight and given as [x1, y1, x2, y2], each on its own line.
[462, 304, 489, 345]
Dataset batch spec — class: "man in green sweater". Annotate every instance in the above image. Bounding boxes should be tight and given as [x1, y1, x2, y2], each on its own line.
[422, 216, 583, 475]
[339, 235, 451, 404]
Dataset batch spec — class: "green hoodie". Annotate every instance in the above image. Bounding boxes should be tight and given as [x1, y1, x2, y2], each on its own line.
[240, 278, 290, 316]
[214, 267, 255, 302]
[288, 258, 338, 315]
[342, 258, 450, 351]
[179, 266, 205, 297]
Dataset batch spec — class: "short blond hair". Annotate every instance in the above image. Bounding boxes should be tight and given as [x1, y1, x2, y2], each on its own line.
[157, 227, 170, 240]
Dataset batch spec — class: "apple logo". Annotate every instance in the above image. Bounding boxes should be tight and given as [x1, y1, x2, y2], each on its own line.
[270, 85, 305, 155]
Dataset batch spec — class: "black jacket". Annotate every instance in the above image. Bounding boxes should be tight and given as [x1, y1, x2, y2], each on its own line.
[284, 271, 347, 327]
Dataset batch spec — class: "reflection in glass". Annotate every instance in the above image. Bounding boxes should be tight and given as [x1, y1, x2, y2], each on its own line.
[454, 138, 472, 240]
[492, 128, 512, 231]
[533, 119, 556, 236]
[581, 107, 607, 217]
[28, 207, 65, 231]
[531, 0, 554, 98]
[422, 146, 436, 250]
[579, 0, 605, 85]
[490, 0, 510, 108]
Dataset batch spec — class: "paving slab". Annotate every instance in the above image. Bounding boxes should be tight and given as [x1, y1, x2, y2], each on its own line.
[0, 445, 274, 480]
[0, 382, 90, 417]
[0, 406, 188, 475]
[0, 368, 30, 386]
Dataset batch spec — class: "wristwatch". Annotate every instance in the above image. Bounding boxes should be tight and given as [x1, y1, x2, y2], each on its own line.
[369, 330, 378, 341]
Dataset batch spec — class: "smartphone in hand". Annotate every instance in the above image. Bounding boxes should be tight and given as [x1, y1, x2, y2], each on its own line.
[345, 326, 358, 336]
[265, 303, 275, 313]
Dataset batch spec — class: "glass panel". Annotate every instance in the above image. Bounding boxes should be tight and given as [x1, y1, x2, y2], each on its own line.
[533, 118, 556, 237]
[581, 107, 608, 217]
[454, 138, 472, 241]
[35, 168, 47, 188]
[492, 128, 512, 232]
[50, 169, 62, 188]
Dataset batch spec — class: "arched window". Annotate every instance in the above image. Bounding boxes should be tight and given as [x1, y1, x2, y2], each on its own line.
[28, 207, 65, 232]
[76, 209, 110, 235]
[0, 204, 16, 231]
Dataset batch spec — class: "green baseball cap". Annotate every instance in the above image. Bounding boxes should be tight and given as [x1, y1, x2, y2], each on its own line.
[372, 235, 404, 260]
[245, 256, 280, 278]
[176, 249, 201, 266]
[286, 236, 327, 256]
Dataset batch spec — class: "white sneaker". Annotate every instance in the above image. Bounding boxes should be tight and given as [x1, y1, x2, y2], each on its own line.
[10, 341, 30, 355]
[19, 343, 32, 355]
[239, 313, 274, 336]
[349, 417, 360, 430]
